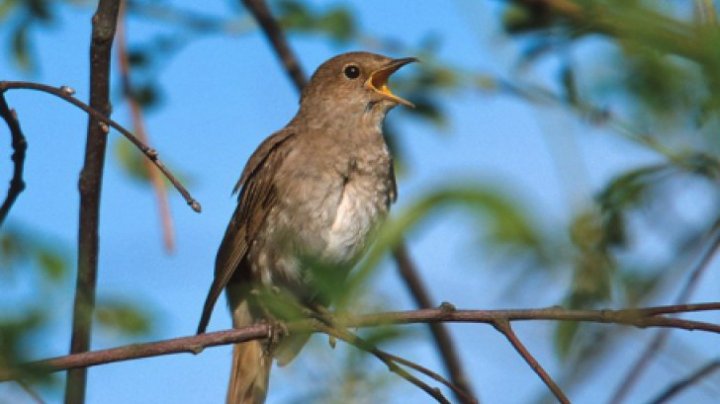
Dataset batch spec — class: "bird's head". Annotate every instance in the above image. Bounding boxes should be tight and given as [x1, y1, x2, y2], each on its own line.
[298, 52, 417, 122]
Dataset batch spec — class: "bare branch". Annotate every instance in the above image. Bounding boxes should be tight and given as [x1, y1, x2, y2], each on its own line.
[0, 92, 27, 228]
[241, 0, 307, 89]
[316, 323, 452, 404]
[65, 2, 121, 402]
[2, 303, 717, 386]
[0, 81, 201, 213]
[648, 358, 720, 404]
[610, 219, 720, 404]
[117, 2, 176, 251]
[492, 319, 569, 404]
[393, 244, 477, 403]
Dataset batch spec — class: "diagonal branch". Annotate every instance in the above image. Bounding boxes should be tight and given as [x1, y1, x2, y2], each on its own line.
[117, 2, 177, 251]
[609, 218, 720, 404]
[66, 2, 121, 403]
[241, 0, 306, 89]
[316, 322, 452, 404]
[0, 81, 201, 213]
[647, 358, 720, 404]
[0, 91, 27, 228]
[238, 1, 477, 401]
[393, 244, 477, 402]
[492, 319, 569, 404]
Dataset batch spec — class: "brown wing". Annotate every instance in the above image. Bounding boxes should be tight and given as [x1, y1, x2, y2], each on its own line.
[196, 129, 296, 334]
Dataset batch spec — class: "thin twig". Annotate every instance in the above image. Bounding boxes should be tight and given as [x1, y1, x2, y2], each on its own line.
[0, 92, 27, 228]
[1, 303, 718, 383]
[492, 319, 569, 404]
[609, 219, 720, 404]
[66, 2, 121, 403]
[241, 0, 307, 89]
[15, 379, 45, 404]
[0, 81, 201, 213]
[393, 244, 477, 403]
[316, 323, 451, 404]
[648, 359, 720, 404]
[382, 351, 478, 404]
[117, 3, 176, 251]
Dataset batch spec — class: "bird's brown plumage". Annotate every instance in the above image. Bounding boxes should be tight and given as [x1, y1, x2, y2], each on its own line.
[197, 52, 415, 404]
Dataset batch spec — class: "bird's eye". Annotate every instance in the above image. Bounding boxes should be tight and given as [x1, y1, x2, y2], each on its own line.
[343, 65, 360, 79]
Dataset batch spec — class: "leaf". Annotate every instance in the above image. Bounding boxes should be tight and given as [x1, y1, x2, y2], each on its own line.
[554, 321, 579, 359]
[11, 22, 32, 71]
[35, 249, 66, 281]
[95, 301, 152, 336]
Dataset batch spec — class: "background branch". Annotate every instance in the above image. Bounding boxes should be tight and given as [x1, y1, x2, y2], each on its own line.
[393, 244, 477, 402]
[65, 2, 121, 403]
[241, 0, 306, 89]
[610, 218, 720, 403]
[648, 358, 720, 404]
[116, 2, 176, 251]
[0, 91, 27, 228]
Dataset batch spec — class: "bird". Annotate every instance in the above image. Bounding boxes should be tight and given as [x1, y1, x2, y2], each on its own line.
[196, 51, 416, 404]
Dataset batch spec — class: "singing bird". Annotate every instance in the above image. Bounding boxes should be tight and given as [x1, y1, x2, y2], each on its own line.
[196, 52, 416, 403]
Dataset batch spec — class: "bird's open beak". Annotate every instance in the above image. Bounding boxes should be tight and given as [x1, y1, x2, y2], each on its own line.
[365, 57, 417, 108]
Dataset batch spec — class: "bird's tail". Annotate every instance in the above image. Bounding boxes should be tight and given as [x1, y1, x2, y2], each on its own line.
[227, 301, 271, 404]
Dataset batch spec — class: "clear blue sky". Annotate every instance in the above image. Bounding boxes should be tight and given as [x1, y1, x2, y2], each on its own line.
[1, 0, 718, 403]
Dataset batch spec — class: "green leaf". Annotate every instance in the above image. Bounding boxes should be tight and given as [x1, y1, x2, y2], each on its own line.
[95, 301, 152, 336]
[554, 321, 579, 359]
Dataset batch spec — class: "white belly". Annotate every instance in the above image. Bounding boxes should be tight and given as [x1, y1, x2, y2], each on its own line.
[325, 181, 383, 263]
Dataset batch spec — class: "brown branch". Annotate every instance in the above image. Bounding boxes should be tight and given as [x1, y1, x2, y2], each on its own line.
[65, 2, 121, 403]
[316, 323, 451, 404]
[0, 92, 27, 228]
[609, 219, 720, 404]
[0, 81, 200, 213]
[492, 319, 569, 404]
[116, 3, 176, 251]
[237, 2, 476, 401]
[1, 304, 718, 382]
[648, 358, 720, 404]
[393, 244, 477, 403]
[241, 0, 307, 89]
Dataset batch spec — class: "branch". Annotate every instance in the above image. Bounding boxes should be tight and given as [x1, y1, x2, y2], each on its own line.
[492, 319, 569, 404]
[117, 2, 176, 251]
[393, 244, 477, 403]
[609, 219, 720, 403]
[648, 358, 720, 404]
[0, 91, 27, 228]
[2, 304, 717, 384]
[316, 323, 452, 404]
[241, 0, 306, 89]
[0, 81, 200, 213]
[237, 2, 476, 401]
[66, 1, 121, 402]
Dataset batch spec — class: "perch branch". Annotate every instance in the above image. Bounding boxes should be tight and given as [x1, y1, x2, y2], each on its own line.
[2, 304, 718, 391]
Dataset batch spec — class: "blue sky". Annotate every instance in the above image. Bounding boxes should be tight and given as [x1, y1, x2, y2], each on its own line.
[1, 0, 718, 403]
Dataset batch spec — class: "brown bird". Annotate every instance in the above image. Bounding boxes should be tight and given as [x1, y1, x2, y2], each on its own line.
[196, 52, 416, 404]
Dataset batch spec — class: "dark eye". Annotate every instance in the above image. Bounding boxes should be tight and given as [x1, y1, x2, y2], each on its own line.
[344, 65, 360, 79]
